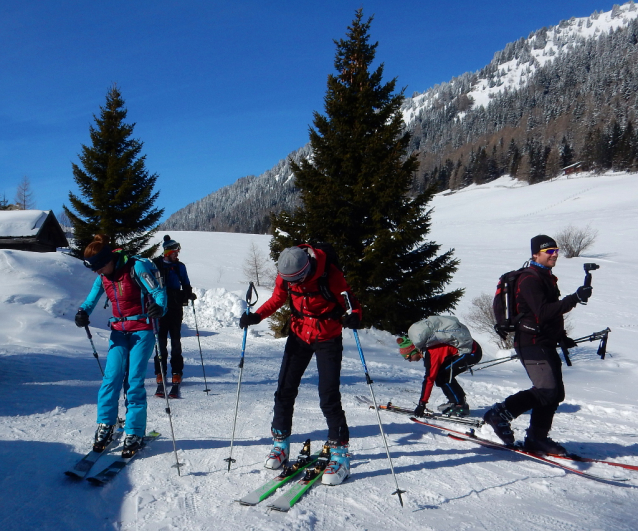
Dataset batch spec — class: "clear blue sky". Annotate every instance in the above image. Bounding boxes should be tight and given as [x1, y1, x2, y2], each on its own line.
[1, 0, 620, 221]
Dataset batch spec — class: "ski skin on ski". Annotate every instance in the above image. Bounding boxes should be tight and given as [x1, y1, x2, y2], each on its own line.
[86, 431, 161, 485]
[267, 445, 332, 512]
[238, 440, 319, 506]
[64, 429, 124, 479]
[410, 417, 630, 485]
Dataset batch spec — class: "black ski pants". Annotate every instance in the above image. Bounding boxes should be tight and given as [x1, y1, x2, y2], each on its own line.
[271, 333, 349, 443]
[504, 344, 565, 439]
[435, 343, 482, 404]
[154, 306, 184, 376]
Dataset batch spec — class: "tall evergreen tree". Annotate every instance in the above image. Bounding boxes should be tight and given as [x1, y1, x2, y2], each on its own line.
[64, 84, 163, 257]
[270, 10, 463, 334]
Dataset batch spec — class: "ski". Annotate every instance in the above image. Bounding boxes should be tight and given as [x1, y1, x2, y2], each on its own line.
[64, 428, 124, 479]
[410, 418, 629, 485]
[268, 444, 331, 512]
[238, 440, 319, 506]
[86, 431, 161, 485]
[548, 452, 638, 472]
[355, 395, 484, 428]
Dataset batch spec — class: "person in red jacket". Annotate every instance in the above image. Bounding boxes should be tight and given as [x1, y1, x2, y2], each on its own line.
[240, 244, 362, 486]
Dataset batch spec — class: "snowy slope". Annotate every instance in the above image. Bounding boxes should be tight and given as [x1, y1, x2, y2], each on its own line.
[1, 172, 638, 530]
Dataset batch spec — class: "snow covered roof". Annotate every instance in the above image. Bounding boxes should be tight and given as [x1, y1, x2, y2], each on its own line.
[0, 210, 51, 237]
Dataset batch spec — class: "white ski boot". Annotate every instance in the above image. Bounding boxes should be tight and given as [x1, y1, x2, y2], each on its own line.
[264, 436, 290, 469]
[322, 441, 350, 485]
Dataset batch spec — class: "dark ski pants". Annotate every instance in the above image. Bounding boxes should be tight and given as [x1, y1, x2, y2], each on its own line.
[272, 333, 349, 443]
[435, 343, 483, 404]
[504, 344, 565, 439]
[154, 307, 184, 376]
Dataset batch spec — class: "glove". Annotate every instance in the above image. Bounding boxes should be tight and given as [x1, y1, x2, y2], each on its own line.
[342, 313, 361, 329]
[147, 301, 163, 319]
[239, 312, 262, 329]
[188, 292, 197, 301]
[562, 335, 578, 349]
[75, 309, 90, 328]
[413, 402, 428, 418]
[576, 285, 593, 303]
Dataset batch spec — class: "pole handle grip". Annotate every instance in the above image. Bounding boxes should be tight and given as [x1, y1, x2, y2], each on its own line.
[341, 291, 353, 314]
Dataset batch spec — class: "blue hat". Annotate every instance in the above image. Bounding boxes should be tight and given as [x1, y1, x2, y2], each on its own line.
[163, 235, 180, 253]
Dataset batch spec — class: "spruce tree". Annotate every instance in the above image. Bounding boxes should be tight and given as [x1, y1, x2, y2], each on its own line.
[271, 10, 463, 334]
[64, 84, 163, 257]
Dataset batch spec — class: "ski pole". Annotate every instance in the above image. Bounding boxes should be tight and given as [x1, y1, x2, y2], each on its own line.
[225, 282, 258, 472]
[190, 299, 211, 394]
[84, 325, 105, 377]
[341, 291, 406, 508]
[151, 316, 183, 476]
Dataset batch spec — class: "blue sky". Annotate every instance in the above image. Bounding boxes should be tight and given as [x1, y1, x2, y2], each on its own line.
[1, 1, 620, 222]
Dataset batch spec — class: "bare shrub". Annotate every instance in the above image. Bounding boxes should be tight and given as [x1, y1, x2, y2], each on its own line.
[242, 242, 275, 287]
[464, 293, 514, 349]
[555, 225, 598, 258]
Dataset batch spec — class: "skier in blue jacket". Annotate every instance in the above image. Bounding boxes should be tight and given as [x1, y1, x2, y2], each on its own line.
[74, 234, 167, 457]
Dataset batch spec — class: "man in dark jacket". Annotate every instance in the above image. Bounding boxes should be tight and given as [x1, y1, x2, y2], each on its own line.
[240, 244, 362, 486]
[484, 234, 593, 455]
[153, 235, 196, 390]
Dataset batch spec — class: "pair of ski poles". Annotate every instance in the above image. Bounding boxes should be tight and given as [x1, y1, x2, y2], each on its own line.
[224, 284, 405, 507]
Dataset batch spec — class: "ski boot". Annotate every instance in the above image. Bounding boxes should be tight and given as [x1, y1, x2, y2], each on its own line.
[122, 434, 144, 458]
[322, 440, 350, 486]
[155, 374, 165, 397]
[437, 401, 455, 413]
[169, 373, 182, 399]
[93, 423, 115, 453]
[483, 403, 515, 445]
[439, 402, 470, 417]
[523, 430, 567, 456]
[264, 430, 290, 470]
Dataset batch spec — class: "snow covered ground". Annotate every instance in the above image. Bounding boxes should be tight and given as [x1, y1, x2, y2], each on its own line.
[1, 171, 637, 530]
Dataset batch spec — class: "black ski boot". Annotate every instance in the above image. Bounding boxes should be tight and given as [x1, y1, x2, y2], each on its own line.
[483, 403, 515, 445]
[440, 402, 470, 417]
[524, 431, 567, 456]
[93, 423, 115, 453]
[122, 434, 144, 458]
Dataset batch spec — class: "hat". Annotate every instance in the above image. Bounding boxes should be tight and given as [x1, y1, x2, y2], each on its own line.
[397, 336, 419, 359]
[530, 234, 557, 255]
[278, 246, 311, 282]
[83, 245, 114, 272]
[163, 235, 181, 256]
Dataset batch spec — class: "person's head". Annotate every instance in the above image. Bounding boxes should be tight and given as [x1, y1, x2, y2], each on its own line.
[278, 246, 311, 284]
[397, 336, 423, 362]
[163, 234, 181, 262]
[83, 234, 115, 275]
[530, 234, 559, 268]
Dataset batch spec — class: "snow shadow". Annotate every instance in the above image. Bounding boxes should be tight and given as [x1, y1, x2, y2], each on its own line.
[0, 439, 135, 531]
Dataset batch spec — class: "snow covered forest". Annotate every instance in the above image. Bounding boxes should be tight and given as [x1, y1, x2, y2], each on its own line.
[163, 2, 638, 235]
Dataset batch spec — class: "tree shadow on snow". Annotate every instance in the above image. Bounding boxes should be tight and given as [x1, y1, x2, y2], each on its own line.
[0, 439, 135, 531]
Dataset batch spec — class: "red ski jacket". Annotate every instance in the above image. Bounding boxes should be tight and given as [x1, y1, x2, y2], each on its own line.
[255, 245, 362, 343]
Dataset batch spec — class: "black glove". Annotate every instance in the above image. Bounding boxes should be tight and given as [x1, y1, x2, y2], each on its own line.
[147, 301, 163, 318]
[239, 312, 261, 329]
[75, 309, 90, 328]
[342, 313, 361, 330]
[188, 292, 197, 301]
[413, 402, 428, 418]
[562, 335, 578, 349]
[576, 285, 593, 303]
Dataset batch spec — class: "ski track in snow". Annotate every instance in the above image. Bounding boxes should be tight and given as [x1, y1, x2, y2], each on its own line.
[1, 172, 638, 529]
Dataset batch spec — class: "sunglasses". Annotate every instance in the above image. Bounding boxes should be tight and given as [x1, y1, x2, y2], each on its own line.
[540, 248, 560, 255]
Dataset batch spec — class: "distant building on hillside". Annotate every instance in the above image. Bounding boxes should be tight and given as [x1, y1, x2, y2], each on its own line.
[562, 161, 583, 176]
[0, 210, 69, 252]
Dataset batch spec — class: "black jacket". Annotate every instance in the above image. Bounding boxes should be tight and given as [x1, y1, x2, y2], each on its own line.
[514, 264, 579, 348]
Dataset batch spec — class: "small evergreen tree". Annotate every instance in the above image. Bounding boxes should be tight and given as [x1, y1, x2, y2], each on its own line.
[64, 84, 163, 257]
[270, 10, 463, 334]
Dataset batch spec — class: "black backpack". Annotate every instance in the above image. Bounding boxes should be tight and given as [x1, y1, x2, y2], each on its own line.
[493, 267, 530, 339]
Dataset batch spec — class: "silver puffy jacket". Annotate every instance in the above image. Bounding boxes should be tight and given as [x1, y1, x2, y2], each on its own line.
[407, 315, 474, 355]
